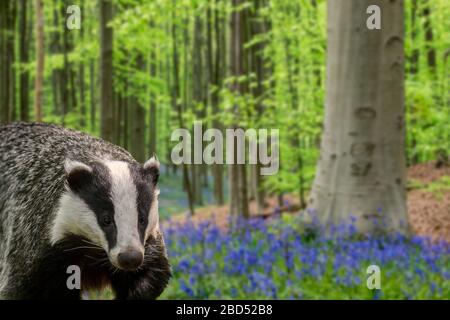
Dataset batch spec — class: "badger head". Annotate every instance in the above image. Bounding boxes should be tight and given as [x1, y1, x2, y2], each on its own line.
[51, 156, 165, 272]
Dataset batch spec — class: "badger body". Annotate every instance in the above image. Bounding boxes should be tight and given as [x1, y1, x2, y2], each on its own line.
[0, 122, 170, 299]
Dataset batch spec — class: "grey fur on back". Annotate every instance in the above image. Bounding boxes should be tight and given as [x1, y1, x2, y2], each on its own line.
[0, 122, 136, 297]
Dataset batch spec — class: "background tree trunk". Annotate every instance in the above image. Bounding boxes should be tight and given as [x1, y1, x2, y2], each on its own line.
[249, 0, 269, 213]
[308, 0, 409, 234]
[192, 14, 204, 206]
[129, 55, 146, 163]
[89, 59, 96, 131]
[149, 48, 157, 156]
[79, 1, 86, 127]
[19, 0, 30, 122]
[99, 0, 115, 142]
[34, 0, 44, 122]
[0, 2, 16, 124]
[422, 0, 436, 73]
[211, 0, 224, 205]
[229, 0, 249, 219]
[172, 2, 195, 215]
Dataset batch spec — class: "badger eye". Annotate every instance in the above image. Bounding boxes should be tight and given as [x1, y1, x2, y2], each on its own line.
[102, 215, 112, 227]
[138, 215, 146, 226]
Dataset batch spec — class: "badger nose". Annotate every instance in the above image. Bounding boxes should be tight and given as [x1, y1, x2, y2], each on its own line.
[117, 250, 144, 270]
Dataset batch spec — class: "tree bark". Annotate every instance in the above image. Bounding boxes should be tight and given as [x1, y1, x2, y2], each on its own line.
[229, 0, 249, 219]
[409, 0, 419, 75]
[34, 0, 44, 122]
[192, 14, 204, 205]
[249, 0, 269, 212]
[19, 0, 30, 121]
[149, 48, 157, 156]
[129, 55, 146, 163]
[308, 0, 409, 234]
[89, 59, 96, 131]
[99, 0, 115, 142]
[422, 0, 436, 72]
[172, 1, 195, 215]
[50, 0, 63, 118]
[211, 0, 224, 205]
[0, 2, 16, 124]
[59, 2, 69, 124]
[284, 37, 306, 209]
[78, 1, 86, 127]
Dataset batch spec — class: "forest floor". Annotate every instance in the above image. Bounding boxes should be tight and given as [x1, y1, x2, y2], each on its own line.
[165, 161, 450, 243]
[407, 161, 450, 243]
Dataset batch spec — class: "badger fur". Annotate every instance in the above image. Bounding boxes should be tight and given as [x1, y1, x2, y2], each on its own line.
[0, 122, 171, 299]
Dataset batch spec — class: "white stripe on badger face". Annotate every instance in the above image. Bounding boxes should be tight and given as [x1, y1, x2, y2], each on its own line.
[104, 161, 144, 266]
[145, 187, 160, 241]
[51, 192, 108, 249]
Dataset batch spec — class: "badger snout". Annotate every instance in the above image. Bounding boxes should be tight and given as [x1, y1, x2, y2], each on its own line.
[116, 249, 144, 271]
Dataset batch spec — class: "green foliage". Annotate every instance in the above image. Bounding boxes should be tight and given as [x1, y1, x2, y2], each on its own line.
[15, 0, 450, 199]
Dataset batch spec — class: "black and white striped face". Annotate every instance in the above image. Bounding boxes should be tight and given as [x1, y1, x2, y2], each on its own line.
[52, 157, 161, 271]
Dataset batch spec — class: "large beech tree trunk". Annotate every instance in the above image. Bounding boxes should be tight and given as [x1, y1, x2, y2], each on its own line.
[308, 0, 409, 234]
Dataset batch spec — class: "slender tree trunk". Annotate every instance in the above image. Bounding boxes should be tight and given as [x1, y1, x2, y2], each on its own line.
[422, 0, 436, 73]
[310, 0, 322, 88]
[116, 92, 123, 146]
[206, 0, 225, 205]
[129, 55, 146, 163]
[192, 14, 204, 205]
[229, 0, 249, 218]
[70, 64, 77, 113]
[34, 0, 44, 122]
[409, 0, 419, 75]
[59, 2, 69, 124]
[209, 0, 224, 205]
[0, 2, 16, 124]
[284, 37, 306, 209]
[122, 79, 129, 150]
[99, 0, 115, 142]
[51, 0, 61, 117]
[62, 1, 71, 120]
[78, 63, 86, 126]
[0, 2, 6, 123]
[180, 16, 189, 182]
[79, 2, 86, 127]
[172, 2, 195, 215]
[149, 49, 157, 155]
[407, 0, 419, 165]
[8, 3, 17, 121]
[249, 0, 269, 212]
[89, 59, 96, 131]
[113, 89, 120, 144]
[308, 0, 409, 234]
[19, 0, 30, 121]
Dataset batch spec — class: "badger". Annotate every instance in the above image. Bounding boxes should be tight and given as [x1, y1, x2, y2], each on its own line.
[0, 122, 171, 299]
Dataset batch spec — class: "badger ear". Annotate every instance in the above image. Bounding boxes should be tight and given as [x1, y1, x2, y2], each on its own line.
[64, 159, 93, 192]
[143, 155, 160, 184]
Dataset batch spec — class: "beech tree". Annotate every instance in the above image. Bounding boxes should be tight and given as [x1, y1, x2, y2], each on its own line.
[308, 0, 410, 234]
